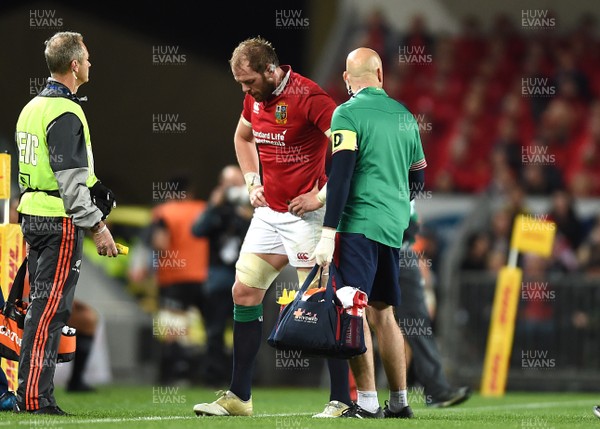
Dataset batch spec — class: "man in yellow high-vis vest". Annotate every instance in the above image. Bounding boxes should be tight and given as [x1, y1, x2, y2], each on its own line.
[13, 31, 117, 415]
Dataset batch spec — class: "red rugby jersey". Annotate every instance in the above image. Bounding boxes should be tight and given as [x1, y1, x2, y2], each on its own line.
[241, 66, 336, 212]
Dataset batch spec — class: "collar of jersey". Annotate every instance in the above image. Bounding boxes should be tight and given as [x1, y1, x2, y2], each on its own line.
[40, 78, 87, 103]
[353, 86, 384, 97]
[271, 65, 292, 97]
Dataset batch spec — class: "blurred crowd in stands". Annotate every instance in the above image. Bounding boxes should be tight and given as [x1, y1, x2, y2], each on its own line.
[323, 9, 600, 279]
[324, 10, 600, 197]
[461, 187, 600, 277]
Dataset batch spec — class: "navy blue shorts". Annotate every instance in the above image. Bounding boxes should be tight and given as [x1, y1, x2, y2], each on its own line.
[334, 232, 401, 306]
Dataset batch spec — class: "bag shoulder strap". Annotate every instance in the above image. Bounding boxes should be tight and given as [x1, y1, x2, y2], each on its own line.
[7, 257, 28, 304]
[297, 264, 321, 295]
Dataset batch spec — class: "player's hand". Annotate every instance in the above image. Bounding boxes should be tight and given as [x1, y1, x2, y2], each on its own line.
[311, 227, 336, 266]
[92, 222, 118, 257]
[249, 185, 268, 208]
[288, 181, 323, 217]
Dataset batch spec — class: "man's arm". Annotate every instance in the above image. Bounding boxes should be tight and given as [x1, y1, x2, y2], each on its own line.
[234, 116, 267, 207]
[409, 169, 425, 201]
[286, 95, 335, 216]
[48, 113, 117, 256]
[47, 113, 102, 228]
[322, 150, 356, 228]
[312, 128, 358, 266]
[234, 116, 259, 179]
[323, 130, 357, 229]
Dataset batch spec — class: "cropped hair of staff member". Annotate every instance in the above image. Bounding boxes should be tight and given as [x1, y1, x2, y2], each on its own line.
[14, 31, 117, 415]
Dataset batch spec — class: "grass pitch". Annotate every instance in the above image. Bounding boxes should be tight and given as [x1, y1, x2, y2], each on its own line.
[1, 385, 597, 428]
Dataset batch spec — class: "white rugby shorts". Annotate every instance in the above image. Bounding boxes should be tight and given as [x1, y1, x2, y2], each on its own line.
[240, 205, 325, 267]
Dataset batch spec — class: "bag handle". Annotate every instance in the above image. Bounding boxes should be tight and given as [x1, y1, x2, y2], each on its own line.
[296, 264, 321, 295]
[6, 257, 28, 305]
[295, 263, 342, 304]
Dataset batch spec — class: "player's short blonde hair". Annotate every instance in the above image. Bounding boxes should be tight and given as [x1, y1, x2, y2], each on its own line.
[230, 36, 279, 74]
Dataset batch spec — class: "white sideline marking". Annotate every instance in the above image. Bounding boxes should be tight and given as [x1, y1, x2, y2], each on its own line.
[438, 399, 593, 412]
[4, 413, 315, 426]
[2, 400, 594, 426]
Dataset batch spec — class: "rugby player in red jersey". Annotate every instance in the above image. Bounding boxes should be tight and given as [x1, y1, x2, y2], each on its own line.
[193, 37, 351, 417]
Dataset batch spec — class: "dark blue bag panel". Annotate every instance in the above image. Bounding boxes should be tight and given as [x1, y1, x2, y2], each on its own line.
[267, 264, 366, 359]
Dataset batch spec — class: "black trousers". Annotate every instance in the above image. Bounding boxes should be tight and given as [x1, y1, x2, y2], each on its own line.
[396, 246, 452, 398]
[17, 215, 82, 410]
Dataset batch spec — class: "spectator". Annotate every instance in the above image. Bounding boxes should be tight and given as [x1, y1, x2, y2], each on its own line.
[520, 161, 564, 196]
[398, 14, 434, 64]
[547, 189, 585, 251]
[566, 101, 600, 197]
[461, 231, 492, 271]
[487, 145, 518, 197]
[453, 14, 486, 79]
[150, 175, 209, 385]
[486, 206, 514, 265]
[191, 165, 252, 386]
[353, 8, 396, 67]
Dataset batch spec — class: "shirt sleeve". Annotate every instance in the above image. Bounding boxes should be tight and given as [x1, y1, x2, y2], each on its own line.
[241, 94, 253, 127]
[305, 91, 337, 135]
[47, 113, 102, 228]
[410, 127, 427, 171]
[323, 150, 356, 228]
[323, 106, 359, 228]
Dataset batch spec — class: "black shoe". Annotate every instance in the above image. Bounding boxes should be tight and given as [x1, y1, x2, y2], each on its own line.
[428, 386, 471, 408]
[31, 405, 69, 415]
[593, 405, 600, 419]
[340, 402, 384, 418]
[382, 401, 414, 418]
[13, 402, 70, 415]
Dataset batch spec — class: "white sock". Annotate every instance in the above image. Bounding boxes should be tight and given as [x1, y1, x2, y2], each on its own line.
[357, 390, 379, 413]
[389, 390, 408, 412]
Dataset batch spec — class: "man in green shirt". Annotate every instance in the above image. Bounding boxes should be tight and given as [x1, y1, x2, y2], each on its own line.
[313, 47, 426, 419]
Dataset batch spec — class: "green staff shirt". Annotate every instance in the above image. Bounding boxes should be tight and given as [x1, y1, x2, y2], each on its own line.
[329, 87, 426, 248]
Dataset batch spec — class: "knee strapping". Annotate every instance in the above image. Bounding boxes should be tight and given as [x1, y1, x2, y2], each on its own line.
[235, 253, 281, 290]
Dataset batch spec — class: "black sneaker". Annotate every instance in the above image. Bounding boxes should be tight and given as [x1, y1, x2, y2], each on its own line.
[428, 386, 471, 408]
[593, 405, 600, 419]
[13, 402, 70, 415]
[340, 403, 384, 419]
[33, 405, 70, 415]
[382, 401, 414, 418]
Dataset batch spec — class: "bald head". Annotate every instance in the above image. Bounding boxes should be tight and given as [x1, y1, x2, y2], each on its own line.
[344, 47, 383, 91]
[346, 48, 382, 76]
